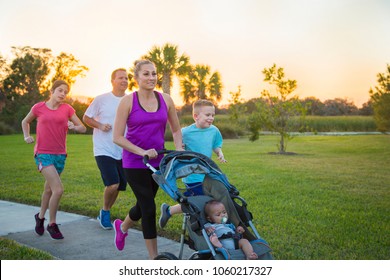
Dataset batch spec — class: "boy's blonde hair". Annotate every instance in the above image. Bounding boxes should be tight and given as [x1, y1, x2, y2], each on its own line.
[193, 99, 214, 114]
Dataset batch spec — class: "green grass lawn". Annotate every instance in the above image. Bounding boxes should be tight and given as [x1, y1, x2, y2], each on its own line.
[0, 237, 54, 260]
[0, 134, 389, 259]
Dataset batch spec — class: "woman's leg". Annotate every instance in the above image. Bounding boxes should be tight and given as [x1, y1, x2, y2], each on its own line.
[121, 214, 136, 232]
[145, 238, 158, 259]
[126, 169, 159, 258]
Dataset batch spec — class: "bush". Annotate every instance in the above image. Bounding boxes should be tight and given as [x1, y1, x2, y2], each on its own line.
[0, 121, 15, 135]
[303, 116, 376, 132]
[213, 122, 245, 139]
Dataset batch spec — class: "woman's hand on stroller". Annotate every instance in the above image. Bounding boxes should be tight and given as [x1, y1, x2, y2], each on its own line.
[143, 149, 158, 159]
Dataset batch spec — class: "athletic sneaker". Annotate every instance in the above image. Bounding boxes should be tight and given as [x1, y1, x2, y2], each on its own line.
[159, 203, 171, 228]
[97, 209, 113, 230]
[34, 213, 45, 236]
[47, 223, 64, 240]
[114, 219, 128, 251]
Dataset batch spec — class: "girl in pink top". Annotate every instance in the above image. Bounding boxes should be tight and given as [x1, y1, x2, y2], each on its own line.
[21, 80, 86, 240]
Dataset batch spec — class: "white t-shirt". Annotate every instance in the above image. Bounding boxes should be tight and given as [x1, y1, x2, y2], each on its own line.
[84, 92, 125, 159]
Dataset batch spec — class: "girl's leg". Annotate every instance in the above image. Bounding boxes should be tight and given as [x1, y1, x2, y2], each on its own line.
[40, 166, 64, 225]
[39, 180, 52, 219]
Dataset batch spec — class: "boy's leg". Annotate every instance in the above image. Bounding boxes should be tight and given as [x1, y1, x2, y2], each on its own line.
[159, 203, 182, 228]
[169, 204, 182, 215]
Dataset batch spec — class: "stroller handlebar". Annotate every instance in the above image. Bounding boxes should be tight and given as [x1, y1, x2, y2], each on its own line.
[142, 149, 175, 165]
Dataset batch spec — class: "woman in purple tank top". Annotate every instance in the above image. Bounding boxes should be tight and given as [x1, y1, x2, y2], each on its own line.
[113, 60, 183, 259]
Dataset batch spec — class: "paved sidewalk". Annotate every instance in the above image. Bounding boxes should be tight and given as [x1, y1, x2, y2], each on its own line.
[0, 200, 193, 260]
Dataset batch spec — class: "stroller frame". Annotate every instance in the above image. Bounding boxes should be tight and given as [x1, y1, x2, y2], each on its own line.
[144, 150, 273, 260]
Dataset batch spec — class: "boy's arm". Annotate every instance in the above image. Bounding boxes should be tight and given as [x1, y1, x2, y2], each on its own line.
[213, 147, 227, 163]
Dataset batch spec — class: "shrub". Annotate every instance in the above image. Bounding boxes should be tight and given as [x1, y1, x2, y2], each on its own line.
[213, 122, 245, 139]
[0, 121, 15, 135]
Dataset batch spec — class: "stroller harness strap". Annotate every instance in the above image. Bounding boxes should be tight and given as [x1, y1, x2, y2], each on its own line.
[219, 232, 242, 249]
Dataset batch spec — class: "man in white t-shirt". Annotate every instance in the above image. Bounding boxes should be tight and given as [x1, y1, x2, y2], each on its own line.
[83, 68, 128, 229]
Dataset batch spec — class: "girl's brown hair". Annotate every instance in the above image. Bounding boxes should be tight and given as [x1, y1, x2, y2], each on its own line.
[51, 80, 70, 93]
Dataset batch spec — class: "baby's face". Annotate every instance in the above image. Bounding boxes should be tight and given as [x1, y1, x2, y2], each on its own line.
[208, 203, 228, 224]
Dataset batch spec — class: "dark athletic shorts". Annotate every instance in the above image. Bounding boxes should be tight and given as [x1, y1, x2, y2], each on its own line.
[95, 155, 127, 191]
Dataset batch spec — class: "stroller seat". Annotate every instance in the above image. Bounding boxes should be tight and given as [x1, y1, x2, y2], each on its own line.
[181, 191, 272, 260]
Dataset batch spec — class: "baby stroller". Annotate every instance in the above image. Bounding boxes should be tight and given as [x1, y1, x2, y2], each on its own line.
[144, 150, 273, 260]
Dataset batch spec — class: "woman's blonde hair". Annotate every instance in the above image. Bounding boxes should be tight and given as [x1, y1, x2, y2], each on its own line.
[133, 59, 155, 77]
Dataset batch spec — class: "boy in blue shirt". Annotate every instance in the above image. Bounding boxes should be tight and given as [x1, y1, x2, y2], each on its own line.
[159, 99, 227, 228]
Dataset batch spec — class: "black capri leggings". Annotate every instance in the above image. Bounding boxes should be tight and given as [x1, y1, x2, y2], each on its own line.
[124, 168, 159, 239]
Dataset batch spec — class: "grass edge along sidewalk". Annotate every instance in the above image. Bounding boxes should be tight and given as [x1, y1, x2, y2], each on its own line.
[0, 134, 389, 259]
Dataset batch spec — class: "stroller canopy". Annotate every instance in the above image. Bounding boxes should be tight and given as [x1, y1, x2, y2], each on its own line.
[152, 151, 238, 202]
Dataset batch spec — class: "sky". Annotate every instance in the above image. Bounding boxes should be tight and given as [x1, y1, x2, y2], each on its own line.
[1, 0, 389, 107]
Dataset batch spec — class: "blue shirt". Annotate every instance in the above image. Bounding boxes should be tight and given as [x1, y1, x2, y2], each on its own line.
[182, 123, 223, 184]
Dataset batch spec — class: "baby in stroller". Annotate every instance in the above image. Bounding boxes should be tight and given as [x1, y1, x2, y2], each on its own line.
[204, 199, 258, 260]
[145, 150, 272, 260]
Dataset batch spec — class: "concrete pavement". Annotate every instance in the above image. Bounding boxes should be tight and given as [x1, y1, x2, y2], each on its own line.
[0, 200, 193, 260]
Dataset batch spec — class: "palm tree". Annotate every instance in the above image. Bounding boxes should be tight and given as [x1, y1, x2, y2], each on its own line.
[141, 43, 190, 94]
[180, 64, 223, 104]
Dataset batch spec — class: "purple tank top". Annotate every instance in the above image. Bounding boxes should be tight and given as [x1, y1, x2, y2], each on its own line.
[122, 91, 168, 168]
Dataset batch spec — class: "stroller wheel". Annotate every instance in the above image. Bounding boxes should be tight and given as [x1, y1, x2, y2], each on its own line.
[154, 252, 179, 260]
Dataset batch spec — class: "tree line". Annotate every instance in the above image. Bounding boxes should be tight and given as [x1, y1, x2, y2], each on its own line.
[1, 44, 389, 139]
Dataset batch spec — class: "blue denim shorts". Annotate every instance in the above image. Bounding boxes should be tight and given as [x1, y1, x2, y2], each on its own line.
[34, 154, 67, 174]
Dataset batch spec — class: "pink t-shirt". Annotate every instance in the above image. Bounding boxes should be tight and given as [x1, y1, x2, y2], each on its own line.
[31, 102, 75, 155]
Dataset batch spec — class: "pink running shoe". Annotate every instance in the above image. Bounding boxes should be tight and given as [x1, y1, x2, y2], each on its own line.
[114, 219, 128, 251]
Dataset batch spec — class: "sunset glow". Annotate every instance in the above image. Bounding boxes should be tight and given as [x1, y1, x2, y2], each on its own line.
[1, 0, 389, 107]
